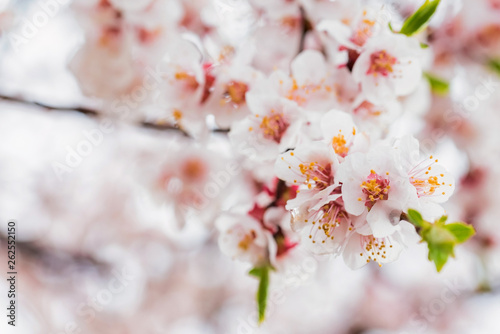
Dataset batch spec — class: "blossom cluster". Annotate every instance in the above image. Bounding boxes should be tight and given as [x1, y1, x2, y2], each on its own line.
[62, 0, 488, 324]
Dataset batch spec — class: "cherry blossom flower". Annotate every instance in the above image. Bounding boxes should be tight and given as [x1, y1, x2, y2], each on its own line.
[392, 136, 455, 220]
[320, 110, 368, 159]
[317, 5, 392, 52]
[149, 145, 226, 226]
[350, 96, 402, 139]
[203, 63, 263, 129]
[229, 94, 303, 161]
[275, 142, 350, 254]
[247, 0, 302, 73]
[267, 50, 357, 113]
[337, 144, 414, 238]
[217, 212, 271, 266]
[352, 33, 423, 105]
[343, 221, 414, 269]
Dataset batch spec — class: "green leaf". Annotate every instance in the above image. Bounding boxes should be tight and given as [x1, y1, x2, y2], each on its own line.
[407, 209, 425, 227]
[420, 42, 429, 49]
[249, 266, 270, 324]
[436, 215, 448, 226]
[388, 22, 394, 32]
[443, 222, 475, 243]
[408, 209, 476, 272]
[488, 59, 500, 76]
[428, 240, 454, 272]
[400, 0, 441, 36]
[424, 224, 456, 245]
[424, 72, 450, 95]
[249, 267, 262, 277]
[423, 225, 456, 272]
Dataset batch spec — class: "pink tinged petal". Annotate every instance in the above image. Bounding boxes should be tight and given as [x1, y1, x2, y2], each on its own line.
[366, 201, 400, 238]
[415, 201, 446, 222]
[286, 191, 312, 211]
[291, 50, 328, 86]
[352, 213, 373, 236]
[351, 49, 371, 83]
[352, 49, 394, 104]
[408, 160, 455, 203]
[343, 233, 369, 269]
[391, 57, 422, 97]
[245, 91, 268, 116]
[310, 192, 342, 211]
[276, 142, 335, 190]
[337, 154, 367, 215]
[392, 135, 421, 170]
[321, 110, 357, 157]
[341, 180, 366, 216]
[361, 73, 396, 105]
[396, 220, 420, 244]
[216, 214, 269, 265]
[317, 20, 360, 51]
[345, 231, 405, 269]
[266, 231, 279, 266]
[275, 151, 303, 184]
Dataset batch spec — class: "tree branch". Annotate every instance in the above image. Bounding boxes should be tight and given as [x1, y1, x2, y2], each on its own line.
[0, 93, 192, 137]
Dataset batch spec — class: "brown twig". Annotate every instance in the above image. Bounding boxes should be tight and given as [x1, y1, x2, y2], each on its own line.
[0, 93, 193, 137]
[0, 234, 109, 274]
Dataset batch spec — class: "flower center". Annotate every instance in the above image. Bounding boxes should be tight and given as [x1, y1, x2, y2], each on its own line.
[359, 235, 392, 267]
[360, 170, 390, 209]
[354, 101, 382, 117]
[351, 18, 376, 46]
[367, 50, 397, 77]
[238, 229, 257, 251]
[298, 161, 333, 190]
[172, 109, 183, 122]
[332, 134, 349, 157]
[138, 27, 162, 44]
[281, 16, 300, 30]
[181, 158, 206, 181]
[490, 0, 500, 9]
[284, 78, 336, 106]
[259, 111, 290, 143]
[411, 175, 440, 197]
[477, 24, 500, 48]
[175, 71, 200, 91]
[298, 197, 349, 247]
[408, 156, 451, 198]
[222, 81, 248, 106]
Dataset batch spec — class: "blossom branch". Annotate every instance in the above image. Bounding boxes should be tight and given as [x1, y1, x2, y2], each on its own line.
[0, 93, 193, 137]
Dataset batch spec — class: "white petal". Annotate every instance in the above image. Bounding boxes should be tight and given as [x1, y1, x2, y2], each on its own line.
[366, 201, 399, 238]
[392, 57, 422, 96]
[343, 233, 368, 269]
[317, 20, 360, 51]
[291, 50, 327, 86]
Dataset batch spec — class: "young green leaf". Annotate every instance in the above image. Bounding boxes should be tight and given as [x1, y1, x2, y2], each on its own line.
[488, 59, 500, 76]
[428, 240, 454, 272]
[407, 209, 425, 227]
[407, 209, 475, 272]
[424, 72, 450, 95]
[400, 0, 441, 36]
[249, 267, 263, 277]
[388, 22, 394, 32]
[422, 224, 456, 272]
[249, 266, 270, 324]
[436, 215, 448, 226]
[443, 222, 475, 243]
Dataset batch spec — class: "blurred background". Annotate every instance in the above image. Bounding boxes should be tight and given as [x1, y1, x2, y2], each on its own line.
[0, 0, 500, 333]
